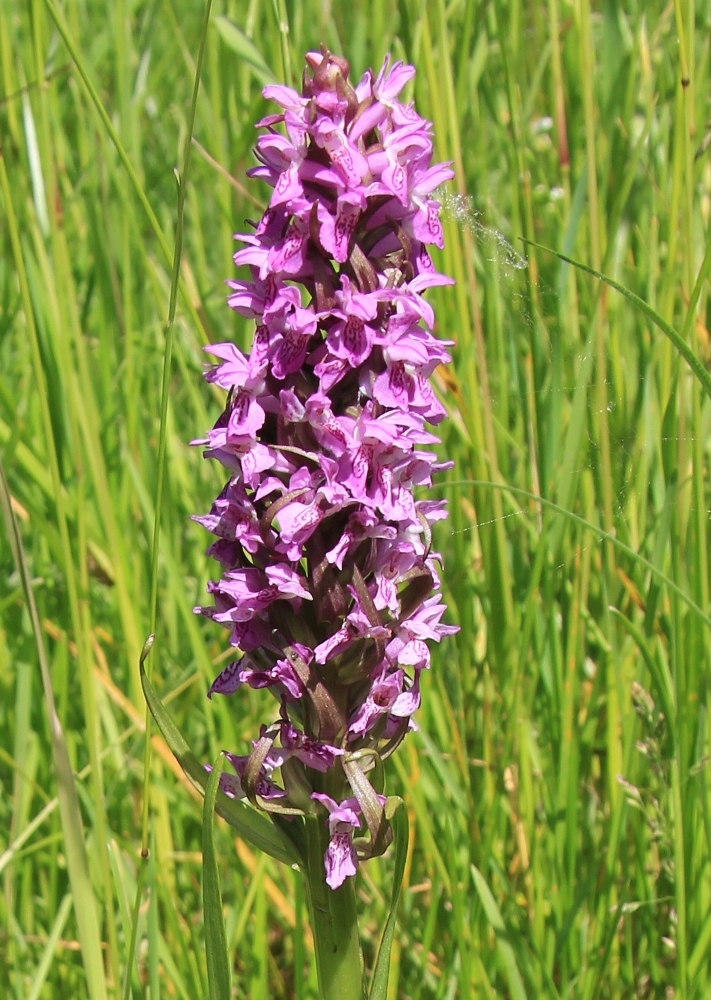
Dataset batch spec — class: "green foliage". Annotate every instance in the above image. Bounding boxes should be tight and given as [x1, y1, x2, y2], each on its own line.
[1, 1, 710, 998]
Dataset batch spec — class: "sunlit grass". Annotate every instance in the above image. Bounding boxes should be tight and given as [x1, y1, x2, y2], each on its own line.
[1, 1, 710, 998]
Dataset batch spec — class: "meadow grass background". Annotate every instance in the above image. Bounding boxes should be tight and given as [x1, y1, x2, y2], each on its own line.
[1, 0, 711, 997]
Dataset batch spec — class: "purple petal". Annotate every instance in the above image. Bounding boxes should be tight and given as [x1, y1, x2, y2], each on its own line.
[218, 771, 244, 799]
[397, 639, 430, 669]
[268, 224, 309, 275]
[318, 195, 362, 263]
[311, 793, 361, 830]
[348, 101, 387, 143]
[203, 343, 250, 388]
[271, 331, 310, 379]
[208, 660, 243, 697]
[279, 388, 306, 422]
[327, 316, 375, 367]
[374, 58, 416, 104]
[324, 832, 358, 889]
[311, 792, 339, 812]
[412, 162, 455, 197]
[382, 159, 408, 205]
[390, 673, 421, 718]
[270, 162, 304, 207]
[314, 624, 353, 664]
[264, 564, 312, 601]
[228, 391, 266, 436]
[281, 724, 344, 771]
[411, 199, 445, 249]
[262, 84, 307, 111]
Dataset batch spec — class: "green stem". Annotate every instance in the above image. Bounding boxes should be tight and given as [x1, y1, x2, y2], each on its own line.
[304, 817, 365, 1000]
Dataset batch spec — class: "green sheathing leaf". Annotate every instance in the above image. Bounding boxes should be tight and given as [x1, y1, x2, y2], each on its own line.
[141, 658, 302, 868]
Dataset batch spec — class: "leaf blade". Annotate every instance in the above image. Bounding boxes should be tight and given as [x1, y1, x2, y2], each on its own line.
[203, 753, 231, 1000]
[140, 655, 302, 868]
[369, 799, 409, 1000]
[523, 240, 711, 404]
[213, 16, 277, 85]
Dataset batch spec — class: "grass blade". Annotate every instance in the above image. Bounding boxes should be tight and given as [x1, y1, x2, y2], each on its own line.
[523, 240, 711, 403]
[203, 753, 231, 1000]
[125, 0, 215, 991]
[369, 799, 409, 1000]
[42, 0, 209, 343]
[609, 607, 675, 745]
[213, 16, 277, 85]
[471, 865, 528, 1000]
[20, 90, 49, 236]
[25, 893, 73, 1000]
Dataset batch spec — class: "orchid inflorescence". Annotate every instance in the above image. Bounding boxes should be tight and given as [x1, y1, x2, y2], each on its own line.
[194, 47, 457, 890]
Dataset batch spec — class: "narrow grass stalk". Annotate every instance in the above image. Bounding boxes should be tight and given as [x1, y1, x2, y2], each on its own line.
[203, 755, 231, 1000]
[579, 0, 615, 587]
[523, 242, 711, 404]
[24, 16, 128, 958]
[25, 893, 73, 1000]
[123, 1, 212, 992]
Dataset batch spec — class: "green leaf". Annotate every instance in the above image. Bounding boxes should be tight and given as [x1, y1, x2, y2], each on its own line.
[523, 240, 711, 404]
[369, 799, 409, 1000]
[681, 229, 711, 342]
[203, 753, 231, 1000]
[212, 16, 277, 85]
[140, 652, 302, 868]
[471, 864, 528, 1000]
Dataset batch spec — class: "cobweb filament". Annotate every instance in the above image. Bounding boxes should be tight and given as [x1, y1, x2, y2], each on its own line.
[440, 191, 529, 273]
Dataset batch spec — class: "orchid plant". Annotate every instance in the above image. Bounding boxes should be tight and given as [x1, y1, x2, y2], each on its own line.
[143, 46, 456, 1000]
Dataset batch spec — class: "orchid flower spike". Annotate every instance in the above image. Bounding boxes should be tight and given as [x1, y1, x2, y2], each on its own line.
[195, 48, 458, 890]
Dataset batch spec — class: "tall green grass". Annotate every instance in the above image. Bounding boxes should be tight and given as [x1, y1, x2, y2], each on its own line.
[1, 1, 710, 997]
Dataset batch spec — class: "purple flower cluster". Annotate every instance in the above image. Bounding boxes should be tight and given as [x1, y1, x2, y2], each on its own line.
[194, 49, 457, 889]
